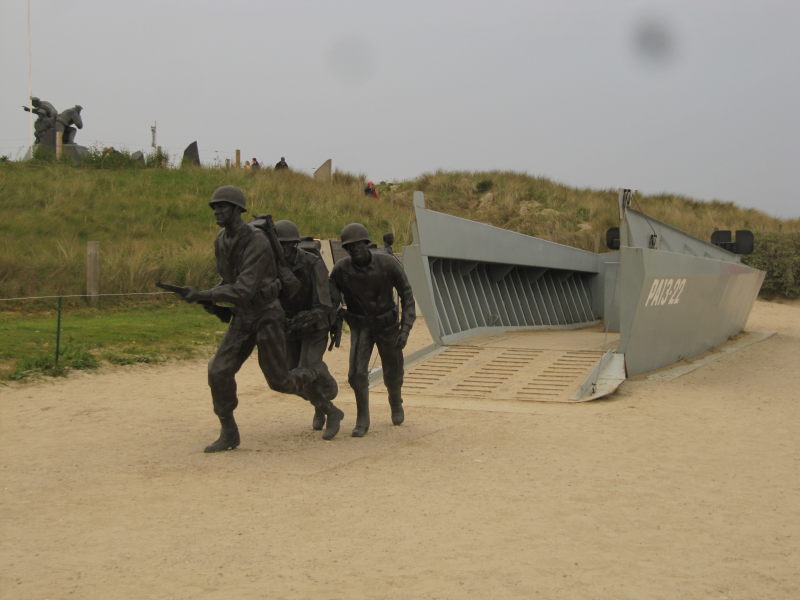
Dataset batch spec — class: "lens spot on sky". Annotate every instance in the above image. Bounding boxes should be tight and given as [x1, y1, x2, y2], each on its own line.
[632, 17, 675, 65]
[326, 35, 376, 86]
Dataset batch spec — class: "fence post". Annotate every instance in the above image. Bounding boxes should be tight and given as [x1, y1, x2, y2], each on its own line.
[55, 296, 63, 365]
[235, 149, 241, 169]
[55, 130, 63, 160]
[86, 241, 99, 306]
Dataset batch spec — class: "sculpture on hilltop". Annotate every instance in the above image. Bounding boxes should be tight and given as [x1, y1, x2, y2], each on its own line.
[22, 97, 57, 144]
[56, 105, 84, 144]
[22, 97, 84, 146]
[21, 97, 88, 161]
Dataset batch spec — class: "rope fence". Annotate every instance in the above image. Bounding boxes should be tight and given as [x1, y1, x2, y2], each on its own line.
[1, 291, 177, 367]
[0, 292, 166, 302]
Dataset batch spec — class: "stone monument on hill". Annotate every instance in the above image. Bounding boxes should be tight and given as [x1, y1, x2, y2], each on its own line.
[181, 141, 201, 167]
[314, 158, 333, 182]
[22, 96, 89, 162]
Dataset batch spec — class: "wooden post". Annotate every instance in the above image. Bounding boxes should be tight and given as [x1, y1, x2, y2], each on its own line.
[235, 149, 241, 169]
[55, 130, 63, 160]
[86, 241, 99, 306]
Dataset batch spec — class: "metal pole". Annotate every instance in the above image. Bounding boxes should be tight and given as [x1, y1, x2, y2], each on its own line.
[55, 295, 63, 365]
[27, 0, 34, 152]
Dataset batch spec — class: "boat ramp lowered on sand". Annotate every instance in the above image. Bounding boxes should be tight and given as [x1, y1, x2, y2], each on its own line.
[369, 190, 766, 404]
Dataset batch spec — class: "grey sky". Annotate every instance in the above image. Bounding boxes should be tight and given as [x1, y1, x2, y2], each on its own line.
[1, 0, 798, 218]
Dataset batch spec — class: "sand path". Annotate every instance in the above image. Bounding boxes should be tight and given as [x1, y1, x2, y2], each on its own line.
[1, 300, 798, 599]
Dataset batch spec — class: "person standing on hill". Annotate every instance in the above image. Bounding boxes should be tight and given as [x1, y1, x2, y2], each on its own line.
[251, 158, 260, 170]
[275, 156, 289, 170]
[275, 220, 342, 433]
[330, 223, 415, 437]
[183, 186, 344, 452]
[364, 181, 379, 199]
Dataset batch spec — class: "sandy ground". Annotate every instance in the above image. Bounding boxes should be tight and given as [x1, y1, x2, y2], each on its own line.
[1, 300, 799, 599]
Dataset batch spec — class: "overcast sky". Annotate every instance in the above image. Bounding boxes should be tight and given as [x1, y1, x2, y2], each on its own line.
[1, 0, 798, 218]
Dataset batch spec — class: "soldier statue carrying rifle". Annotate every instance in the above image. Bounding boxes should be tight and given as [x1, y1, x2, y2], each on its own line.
[172, 186, 344, 452]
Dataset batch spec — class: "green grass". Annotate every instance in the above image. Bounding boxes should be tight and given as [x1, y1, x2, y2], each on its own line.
[0, 300, 226, 381]
[2, 160, 799, 381]
[0, 161, 412, 298]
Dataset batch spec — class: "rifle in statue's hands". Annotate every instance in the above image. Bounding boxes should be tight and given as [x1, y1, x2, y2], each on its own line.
[328, 308, 344, 351]
[251, 214, 302, 298]
[155, 282, 232, 323]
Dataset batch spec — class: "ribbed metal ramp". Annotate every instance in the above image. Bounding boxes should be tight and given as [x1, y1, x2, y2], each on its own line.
[428, 257, 598, 338]
[371, 326, 624, 405]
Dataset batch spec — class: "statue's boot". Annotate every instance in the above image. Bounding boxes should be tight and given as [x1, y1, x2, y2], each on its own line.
[351, 388, 370, 437]
[204, 414, 240, 453]
[312, 405, 326, 431]
[310, 367, 338, 431]
[388, 388, 404, 426]
[321, 401, 345, 441]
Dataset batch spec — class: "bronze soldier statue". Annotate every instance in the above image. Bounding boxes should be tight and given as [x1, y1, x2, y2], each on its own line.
[275, 220, 343, 434]
[22, 97, 57, 144]
[184, 186, 344, 452]
[330, 223, 416, 437]
[56, 105, 83, 144]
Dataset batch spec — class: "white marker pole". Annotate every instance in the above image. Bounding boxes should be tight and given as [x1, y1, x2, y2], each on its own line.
[27, 0, 34, 152]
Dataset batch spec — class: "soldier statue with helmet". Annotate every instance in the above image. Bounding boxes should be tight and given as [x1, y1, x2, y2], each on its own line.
[330, 223, 416, 437]
[274, 220, 342, 432]
[183, 185, 345, 452]
[56, 105, 83, 144]
[22, 97, 58, 144]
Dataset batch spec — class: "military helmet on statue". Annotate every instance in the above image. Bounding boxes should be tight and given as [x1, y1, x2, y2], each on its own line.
[340, 223, 371, 246]
[274, 220, 301, 242]
[209, 185, 247, 211]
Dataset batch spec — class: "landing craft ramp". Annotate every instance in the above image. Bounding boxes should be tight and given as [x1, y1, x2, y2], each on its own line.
[378, 191, 764, 403]
[370, 325, 623, 405]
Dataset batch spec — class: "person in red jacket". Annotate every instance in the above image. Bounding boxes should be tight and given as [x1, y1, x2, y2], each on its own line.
[363, 181, 379, 199]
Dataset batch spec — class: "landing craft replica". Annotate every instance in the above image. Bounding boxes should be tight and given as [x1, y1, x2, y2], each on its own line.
[362, 190, 764, 404]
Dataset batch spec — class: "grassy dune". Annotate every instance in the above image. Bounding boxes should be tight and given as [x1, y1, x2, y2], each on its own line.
[1, 161, 798, 380]
[2, 161, 797, 300]
[1, 163, 411, 298]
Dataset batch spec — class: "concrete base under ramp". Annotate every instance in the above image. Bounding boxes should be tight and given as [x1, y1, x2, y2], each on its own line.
[370, 325, 623, 408]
